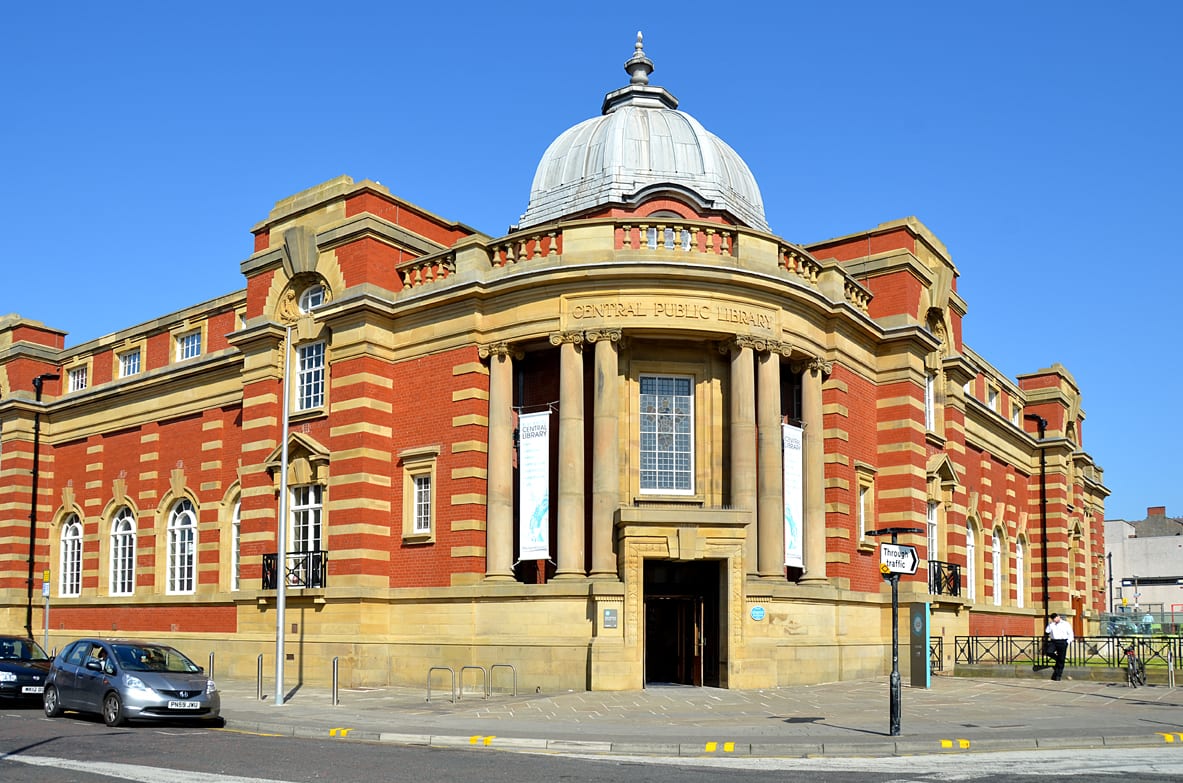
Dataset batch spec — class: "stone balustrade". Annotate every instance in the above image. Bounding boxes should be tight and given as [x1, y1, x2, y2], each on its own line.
[397, 250, 455, 288]
[489, 230, 561, 267]
[617, 221, 736, 256]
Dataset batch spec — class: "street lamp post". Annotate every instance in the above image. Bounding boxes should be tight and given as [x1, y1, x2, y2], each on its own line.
[26, 372, 59, 639]
[1024, 414, 1048, 624]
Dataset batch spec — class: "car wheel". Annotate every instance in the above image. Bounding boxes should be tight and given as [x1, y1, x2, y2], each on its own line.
[44, 685, 63, 718]
[102, 692, 126, 727]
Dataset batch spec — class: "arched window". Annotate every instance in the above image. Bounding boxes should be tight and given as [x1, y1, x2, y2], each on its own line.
[59, 515, 83, 597]
[991, 528, 1004, 607]
[110, 507, 136, 596]
[965, 524, 977, 602]
[167, 499, 197, 594]
[298, 283, 326, 313]
[1015, 539, 1026, 609]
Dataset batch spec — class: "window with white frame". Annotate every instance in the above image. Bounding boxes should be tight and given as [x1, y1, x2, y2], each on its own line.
[639, 374, 694, 494]
[109, 507, 136, 596]
[987, 385, 999, 413]
[991, 529, 1003, 606]
[296, 342, 325, 410]
[176, 330, 202, 361]
[413, 475, 432, 534]
[855, 464, 875, 544]
[231, 501, 241, 592]
[68, 366, 88, 392]
[290, 485, 322, 553]
[1015, 539, 1025, 608]
[119, 349, 141, 378]
[966, 524, 977, 602]
[298, 284, 326, 313]
[60, 515, 83, 597]
[400, 446, 439, 541]
[926, 501, 939, 562]
[167, 499, 197, 594]
[924, 373, 936, 431]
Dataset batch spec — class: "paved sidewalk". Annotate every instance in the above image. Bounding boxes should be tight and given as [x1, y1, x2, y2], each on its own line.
[216, 673, 1183, 758]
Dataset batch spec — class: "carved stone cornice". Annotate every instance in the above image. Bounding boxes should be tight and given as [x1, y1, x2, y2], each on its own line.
[478, 342, 524, 361]
[717, 335, 792, 356]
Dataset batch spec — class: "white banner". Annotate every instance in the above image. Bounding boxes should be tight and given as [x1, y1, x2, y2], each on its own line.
[518, 411, 551, 561]
[782, 423, 804, 568]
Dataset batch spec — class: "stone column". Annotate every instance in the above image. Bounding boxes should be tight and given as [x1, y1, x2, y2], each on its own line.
[756, 344, 785, 579]
[726, 338, 758, 577]
[799, 357, 832, 585]
[589, 330, 621, 580]
[480, 343, 518, 581]
[552, 332, 586, 579]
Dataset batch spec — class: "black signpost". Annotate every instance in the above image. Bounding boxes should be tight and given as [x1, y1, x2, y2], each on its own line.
[866, 526, 923, 736]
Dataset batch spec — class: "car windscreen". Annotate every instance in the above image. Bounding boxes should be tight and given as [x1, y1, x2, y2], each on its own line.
[111, 644, 201, 673]
[0, 637, 50, 661]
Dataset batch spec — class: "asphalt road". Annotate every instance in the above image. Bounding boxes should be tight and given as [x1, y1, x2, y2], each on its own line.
[4, 703, 1183, 783]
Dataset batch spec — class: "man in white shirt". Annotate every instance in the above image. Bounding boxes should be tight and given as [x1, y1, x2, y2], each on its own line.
[1045, 612, 1074, 681]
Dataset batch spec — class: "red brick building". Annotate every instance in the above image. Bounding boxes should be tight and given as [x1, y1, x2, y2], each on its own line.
[0, 37, 1108, 689]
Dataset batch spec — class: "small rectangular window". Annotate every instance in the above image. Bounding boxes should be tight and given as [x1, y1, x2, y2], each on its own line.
[296, 342, 326, 410]
[119, 349, 141, 378]
[987, 386, 999, 412]
[68, 366, 88, 392]
[413, 475, 432, 534]
[177, 331, 202, 361]
[924, 373, 936, 431]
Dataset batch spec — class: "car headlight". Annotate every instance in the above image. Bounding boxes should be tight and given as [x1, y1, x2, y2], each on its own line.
[0, 671, 15, 682]
[124, 675, 151, 692]
[206, 678, 217, 693]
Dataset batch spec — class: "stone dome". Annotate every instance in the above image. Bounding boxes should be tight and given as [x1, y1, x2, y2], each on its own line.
[518, 34, 769, 232]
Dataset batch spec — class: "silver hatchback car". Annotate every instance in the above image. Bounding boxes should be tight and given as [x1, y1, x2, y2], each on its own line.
[44, 638, 220, 726]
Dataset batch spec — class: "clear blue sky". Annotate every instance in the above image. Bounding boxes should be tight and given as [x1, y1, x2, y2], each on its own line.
[2, 2, 1178, 522]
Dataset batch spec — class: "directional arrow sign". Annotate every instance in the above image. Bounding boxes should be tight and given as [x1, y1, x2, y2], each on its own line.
[880, 543, 918, 575]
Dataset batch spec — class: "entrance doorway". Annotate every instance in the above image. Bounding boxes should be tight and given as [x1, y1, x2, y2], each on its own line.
[643, 559, 722, 687]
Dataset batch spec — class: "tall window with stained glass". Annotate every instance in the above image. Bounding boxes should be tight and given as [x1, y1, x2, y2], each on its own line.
[639, 375, 693, 494]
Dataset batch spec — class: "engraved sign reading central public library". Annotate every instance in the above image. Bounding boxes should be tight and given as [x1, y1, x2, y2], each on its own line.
[567, 296, 776, 333]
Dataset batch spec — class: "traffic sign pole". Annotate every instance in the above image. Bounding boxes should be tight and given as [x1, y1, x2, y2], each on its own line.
[867, 526, 923, 737]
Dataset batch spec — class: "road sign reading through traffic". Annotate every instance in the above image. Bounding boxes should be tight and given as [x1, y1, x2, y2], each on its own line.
[880, 543, 919, 575]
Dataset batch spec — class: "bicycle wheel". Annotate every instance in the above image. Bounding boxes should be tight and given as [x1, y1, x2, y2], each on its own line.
[1127, 660, 1138, 687]
[1135, 661, 1147, 687]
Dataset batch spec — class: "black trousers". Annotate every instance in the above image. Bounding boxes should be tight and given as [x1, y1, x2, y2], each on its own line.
[1049, 639, 1068, 679]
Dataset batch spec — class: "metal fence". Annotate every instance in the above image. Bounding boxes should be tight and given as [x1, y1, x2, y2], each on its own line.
[955, 635, 1183, 667]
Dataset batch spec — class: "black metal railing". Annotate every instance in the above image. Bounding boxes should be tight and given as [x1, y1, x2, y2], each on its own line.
[928, 560, 961, 597]
[262, 550, 328, 589]
[955, 635, 1183, 667]
[930, 636, 943, 672]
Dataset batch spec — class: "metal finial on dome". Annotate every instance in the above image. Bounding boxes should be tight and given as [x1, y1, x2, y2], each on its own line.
[625, 30, 653, 85]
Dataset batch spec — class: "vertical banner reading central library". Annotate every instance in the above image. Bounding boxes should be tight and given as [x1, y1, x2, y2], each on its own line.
[782, 423, 804, 568]
[518, 411, 551, 561]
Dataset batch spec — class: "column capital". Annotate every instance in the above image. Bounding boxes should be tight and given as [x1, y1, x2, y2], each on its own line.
[792, 356, 834, 376]
[549, 331, 585, 348]
[585, 328, 622, 344]
[720, 335, 792, 356]
[478, 342, 524, 361]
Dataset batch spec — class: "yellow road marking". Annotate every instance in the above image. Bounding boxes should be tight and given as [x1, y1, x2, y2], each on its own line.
[940, 738, 970, 749]
[704, 741, 735, 753]
[1159, 732, 1183, 743]
[329, 727, 352, 737]
[469, 735, 496, 746]
[705, 742, 717, 752]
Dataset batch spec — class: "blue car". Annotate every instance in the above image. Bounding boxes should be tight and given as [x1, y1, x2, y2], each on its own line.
[0, 635, 53, 704]
[43, 638, 220, 727]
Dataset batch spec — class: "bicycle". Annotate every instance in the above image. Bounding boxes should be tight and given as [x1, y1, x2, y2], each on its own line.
[1124, 645, 1147, 687]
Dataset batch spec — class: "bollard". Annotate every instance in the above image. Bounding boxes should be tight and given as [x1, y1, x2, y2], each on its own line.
[257, 654, 264, 701]
[332, 657, 339, 706]
[208, 651, 215, 680]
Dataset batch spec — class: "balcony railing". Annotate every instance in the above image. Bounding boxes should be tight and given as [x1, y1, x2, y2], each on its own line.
[262, 550, 328, 589]
[928, 560, 961, 597]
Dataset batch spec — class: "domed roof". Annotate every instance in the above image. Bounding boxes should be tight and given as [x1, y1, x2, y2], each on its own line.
[518, 34, 769, 232]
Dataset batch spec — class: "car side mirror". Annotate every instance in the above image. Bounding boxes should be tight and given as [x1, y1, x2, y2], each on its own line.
[85, 660, 102, 671]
